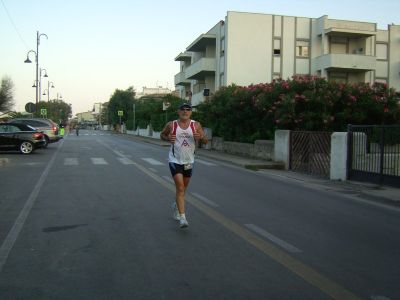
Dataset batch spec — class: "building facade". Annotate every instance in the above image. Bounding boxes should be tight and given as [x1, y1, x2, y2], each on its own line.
[175, 11, 400, 106]
[135, 86, 172, 99]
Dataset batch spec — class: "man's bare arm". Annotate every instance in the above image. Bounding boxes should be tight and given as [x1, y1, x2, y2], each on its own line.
[160, 122, 172, 142]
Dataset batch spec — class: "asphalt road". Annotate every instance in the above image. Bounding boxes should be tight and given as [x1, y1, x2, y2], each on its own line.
[0, 130, 399, 300]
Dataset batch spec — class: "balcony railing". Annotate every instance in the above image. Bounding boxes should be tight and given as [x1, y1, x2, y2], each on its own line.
[315, 53, 376, 71]
[174, 71, 191, 86]
[185, 57, 216, 80]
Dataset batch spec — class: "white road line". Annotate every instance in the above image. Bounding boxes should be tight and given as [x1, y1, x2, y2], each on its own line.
[245, 224, 302, 253]
[141, 158, 164, 166]
[148, 168, 158, 173]
[196, 159, 217, 166]
[162, 175, 174, 184]
[64, 158, 78, 166]
[371, 295, 392, 300]
[191, 192, 219, 207]
[117, 157, 135, 165]
[0, 139, 64, 273]
[90, 157, 108, 165]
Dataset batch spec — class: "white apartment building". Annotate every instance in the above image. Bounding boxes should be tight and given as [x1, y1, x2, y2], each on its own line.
[135, 86, 172, 99]
[175, 11, 400, 106]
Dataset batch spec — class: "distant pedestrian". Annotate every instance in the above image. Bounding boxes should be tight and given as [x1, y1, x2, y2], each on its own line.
[160, 103, 208, 228]
[75, 125, 79, 136]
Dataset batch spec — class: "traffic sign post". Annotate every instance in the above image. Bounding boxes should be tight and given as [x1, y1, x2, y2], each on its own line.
[118, 110, 123, 130]
[40, 108, 47, 118]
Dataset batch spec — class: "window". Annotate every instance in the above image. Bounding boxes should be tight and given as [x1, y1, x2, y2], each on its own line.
[296, 41, 309, 57]
[274, 39, 281, 56]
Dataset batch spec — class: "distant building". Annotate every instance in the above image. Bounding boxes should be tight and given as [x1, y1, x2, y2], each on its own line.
[175, 11, 400, 106]
[135, 86, 172, 99]
[76, 111, 96, 124]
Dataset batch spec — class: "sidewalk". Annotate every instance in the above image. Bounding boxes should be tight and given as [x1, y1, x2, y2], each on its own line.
[119, 133, 400, 206]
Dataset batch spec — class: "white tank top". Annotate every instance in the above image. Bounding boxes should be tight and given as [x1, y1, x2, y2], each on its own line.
[168, 120, 196, 164]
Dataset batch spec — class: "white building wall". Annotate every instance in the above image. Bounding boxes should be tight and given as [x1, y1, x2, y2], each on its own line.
[282, 16, 296, 79]
[225, 12, 273, 85]
[389, 25, 400, 89]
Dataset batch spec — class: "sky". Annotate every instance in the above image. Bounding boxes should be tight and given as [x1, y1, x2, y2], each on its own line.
[1, 0, 399, 116]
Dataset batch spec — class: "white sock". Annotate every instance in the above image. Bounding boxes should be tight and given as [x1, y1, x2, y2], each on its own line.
[180, 214, 186, 219]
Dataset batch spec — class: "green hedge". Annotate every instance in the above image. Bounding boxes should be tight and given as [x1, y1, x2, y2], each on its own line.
[195, 76, 400, 143]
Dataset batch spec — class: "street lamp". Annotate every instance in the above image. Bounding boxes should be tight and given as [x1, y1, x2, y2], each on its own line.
[24, 31, 48, 115]
[56, 93, 62, 101]
[45, 81, 55, 101]
[39, 68, 48, 102]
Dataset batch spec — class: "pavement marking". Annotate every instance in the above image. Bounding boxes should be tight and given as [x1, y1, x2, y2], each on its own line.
[125, 159, 362, 300]
[148, 168, 158, 173]
[97, 136, 362, 300]
[90, 157, 108, 165]
[141, 158, 164, 166]
[0, 139, 64, 274]
[370, 296, 392, 300]
[64, 158, 78, 166]
[162, 175, 174, 184]
[196, 159, 217, 166]
[245, 224, 302, 253]
[117, 157, 135, 165]
[191, 192, 219, 207]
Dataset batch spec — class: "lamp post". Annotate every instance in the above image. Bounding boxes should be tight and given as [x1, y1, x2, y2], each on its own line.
[56, 93, 62, 101]
[24, 31, 48, 115]
[45, 81, 55, 101]
[39, 68, 48, 102]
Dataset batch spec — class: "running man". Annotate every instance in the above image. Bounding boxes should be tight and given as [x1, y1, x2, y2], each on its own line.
[160, 103, 208, 228]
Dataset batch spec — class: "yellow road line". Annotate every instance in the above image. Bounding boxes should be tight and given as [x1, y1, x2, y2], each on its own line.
[100, 139, 362, 300]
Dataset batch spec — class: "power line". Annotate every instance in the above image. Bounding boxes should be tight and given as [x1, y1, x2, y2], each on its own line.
[0, 0, 30, 50]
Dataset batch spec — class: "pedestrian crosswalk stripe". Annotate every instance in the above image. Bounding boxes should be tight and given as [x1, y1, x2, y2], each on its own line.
[90, 157, 108, 165]
[117, 157, 135, 165]
[141, 158, 164, 165]
[64, 158, 78, 166]
[196, 159, 217, 166]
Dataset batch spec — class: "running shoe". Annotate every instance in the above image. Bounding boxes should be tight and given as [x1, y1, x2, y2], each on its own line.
[179, 217, 189, 228]
[172, 203, 180, 221]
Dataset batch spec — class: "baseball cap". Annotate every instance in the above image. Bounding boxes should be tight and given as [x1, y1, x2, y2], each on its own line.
[179, 103, 192, 110]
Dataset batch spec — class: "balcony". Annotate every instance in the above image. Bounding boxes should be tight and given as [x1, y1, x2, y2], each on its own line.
[174, 71, 191, 86]
[186, 34, 216, 52]
[315, 54, 376, 71]
[175, 52, 192, 62]
[325, 19, 376, 38]
[185, 57, 216, 80]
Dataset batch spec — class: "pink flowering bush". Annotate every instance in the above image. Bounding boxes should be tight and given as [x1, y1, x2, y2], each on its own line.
[195, 76, 399, 143]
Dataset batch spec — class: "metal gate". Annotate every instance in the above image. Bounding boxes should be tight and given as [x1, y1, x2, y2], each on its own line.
[289, 131, 332, 177]
[347, 125, 400, 187]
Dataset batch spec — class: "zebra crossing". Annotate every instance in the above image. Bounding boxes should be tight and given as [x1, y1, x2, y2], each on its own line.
[61, 157, 219, 167]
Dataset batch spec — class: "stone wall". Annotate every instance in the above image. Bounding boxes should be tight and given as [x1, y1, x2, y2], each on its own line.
[211, 137, 274, 161]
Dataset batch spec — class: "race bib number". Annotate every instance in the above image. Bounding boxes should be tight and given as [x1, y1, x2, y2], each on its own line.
[184, 164, 192, 170]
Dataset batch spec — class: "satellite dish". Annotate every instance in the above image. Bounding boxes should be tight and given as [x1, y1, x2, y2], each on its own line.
[25, 102, 36, 113]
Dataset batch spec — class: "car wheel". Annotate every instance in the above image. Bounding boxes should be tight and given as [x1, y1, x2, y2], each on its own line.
[20, 141, 34, 154]
[42, 136, 49, 148]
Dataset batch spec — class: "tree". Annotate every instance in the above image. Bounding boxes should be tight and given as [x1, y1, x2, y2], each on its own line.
[108, 87, 135, 127]
[37, 99, 72, 124]
[0, 76, 14, 112]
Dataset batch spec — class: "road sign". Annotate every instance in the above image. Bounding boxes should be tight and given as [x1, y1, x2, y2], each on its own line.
[163, 102, 170, 111]
[25, 102, 36, 113]
[118, 110, 123, 116]
[40, 108, 47, 116]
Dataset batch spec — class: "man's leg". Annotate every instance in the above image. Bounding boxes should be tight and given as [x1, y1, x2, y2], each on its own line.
[173, 173, 186, 214]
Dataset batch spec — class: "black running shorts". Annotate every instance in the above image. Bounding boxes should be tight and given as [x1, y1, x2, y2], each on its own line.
[169, 162, 193, 178]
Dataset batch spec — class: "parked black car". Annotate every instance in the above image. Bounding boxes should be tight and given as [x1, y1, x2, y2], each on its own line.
[9, 118, 61, 147]
[0, 123, 46, 154]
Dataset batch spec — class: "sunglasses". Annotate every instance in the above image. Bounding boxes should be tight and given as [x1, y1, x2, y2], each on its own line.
[180, 108, 191, 111]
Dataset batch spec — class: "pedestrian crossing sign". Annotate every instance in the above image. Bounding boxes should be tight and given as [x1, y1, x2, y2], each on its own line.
[118, 110, 123, 116]
[40, 108, 47, 116]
